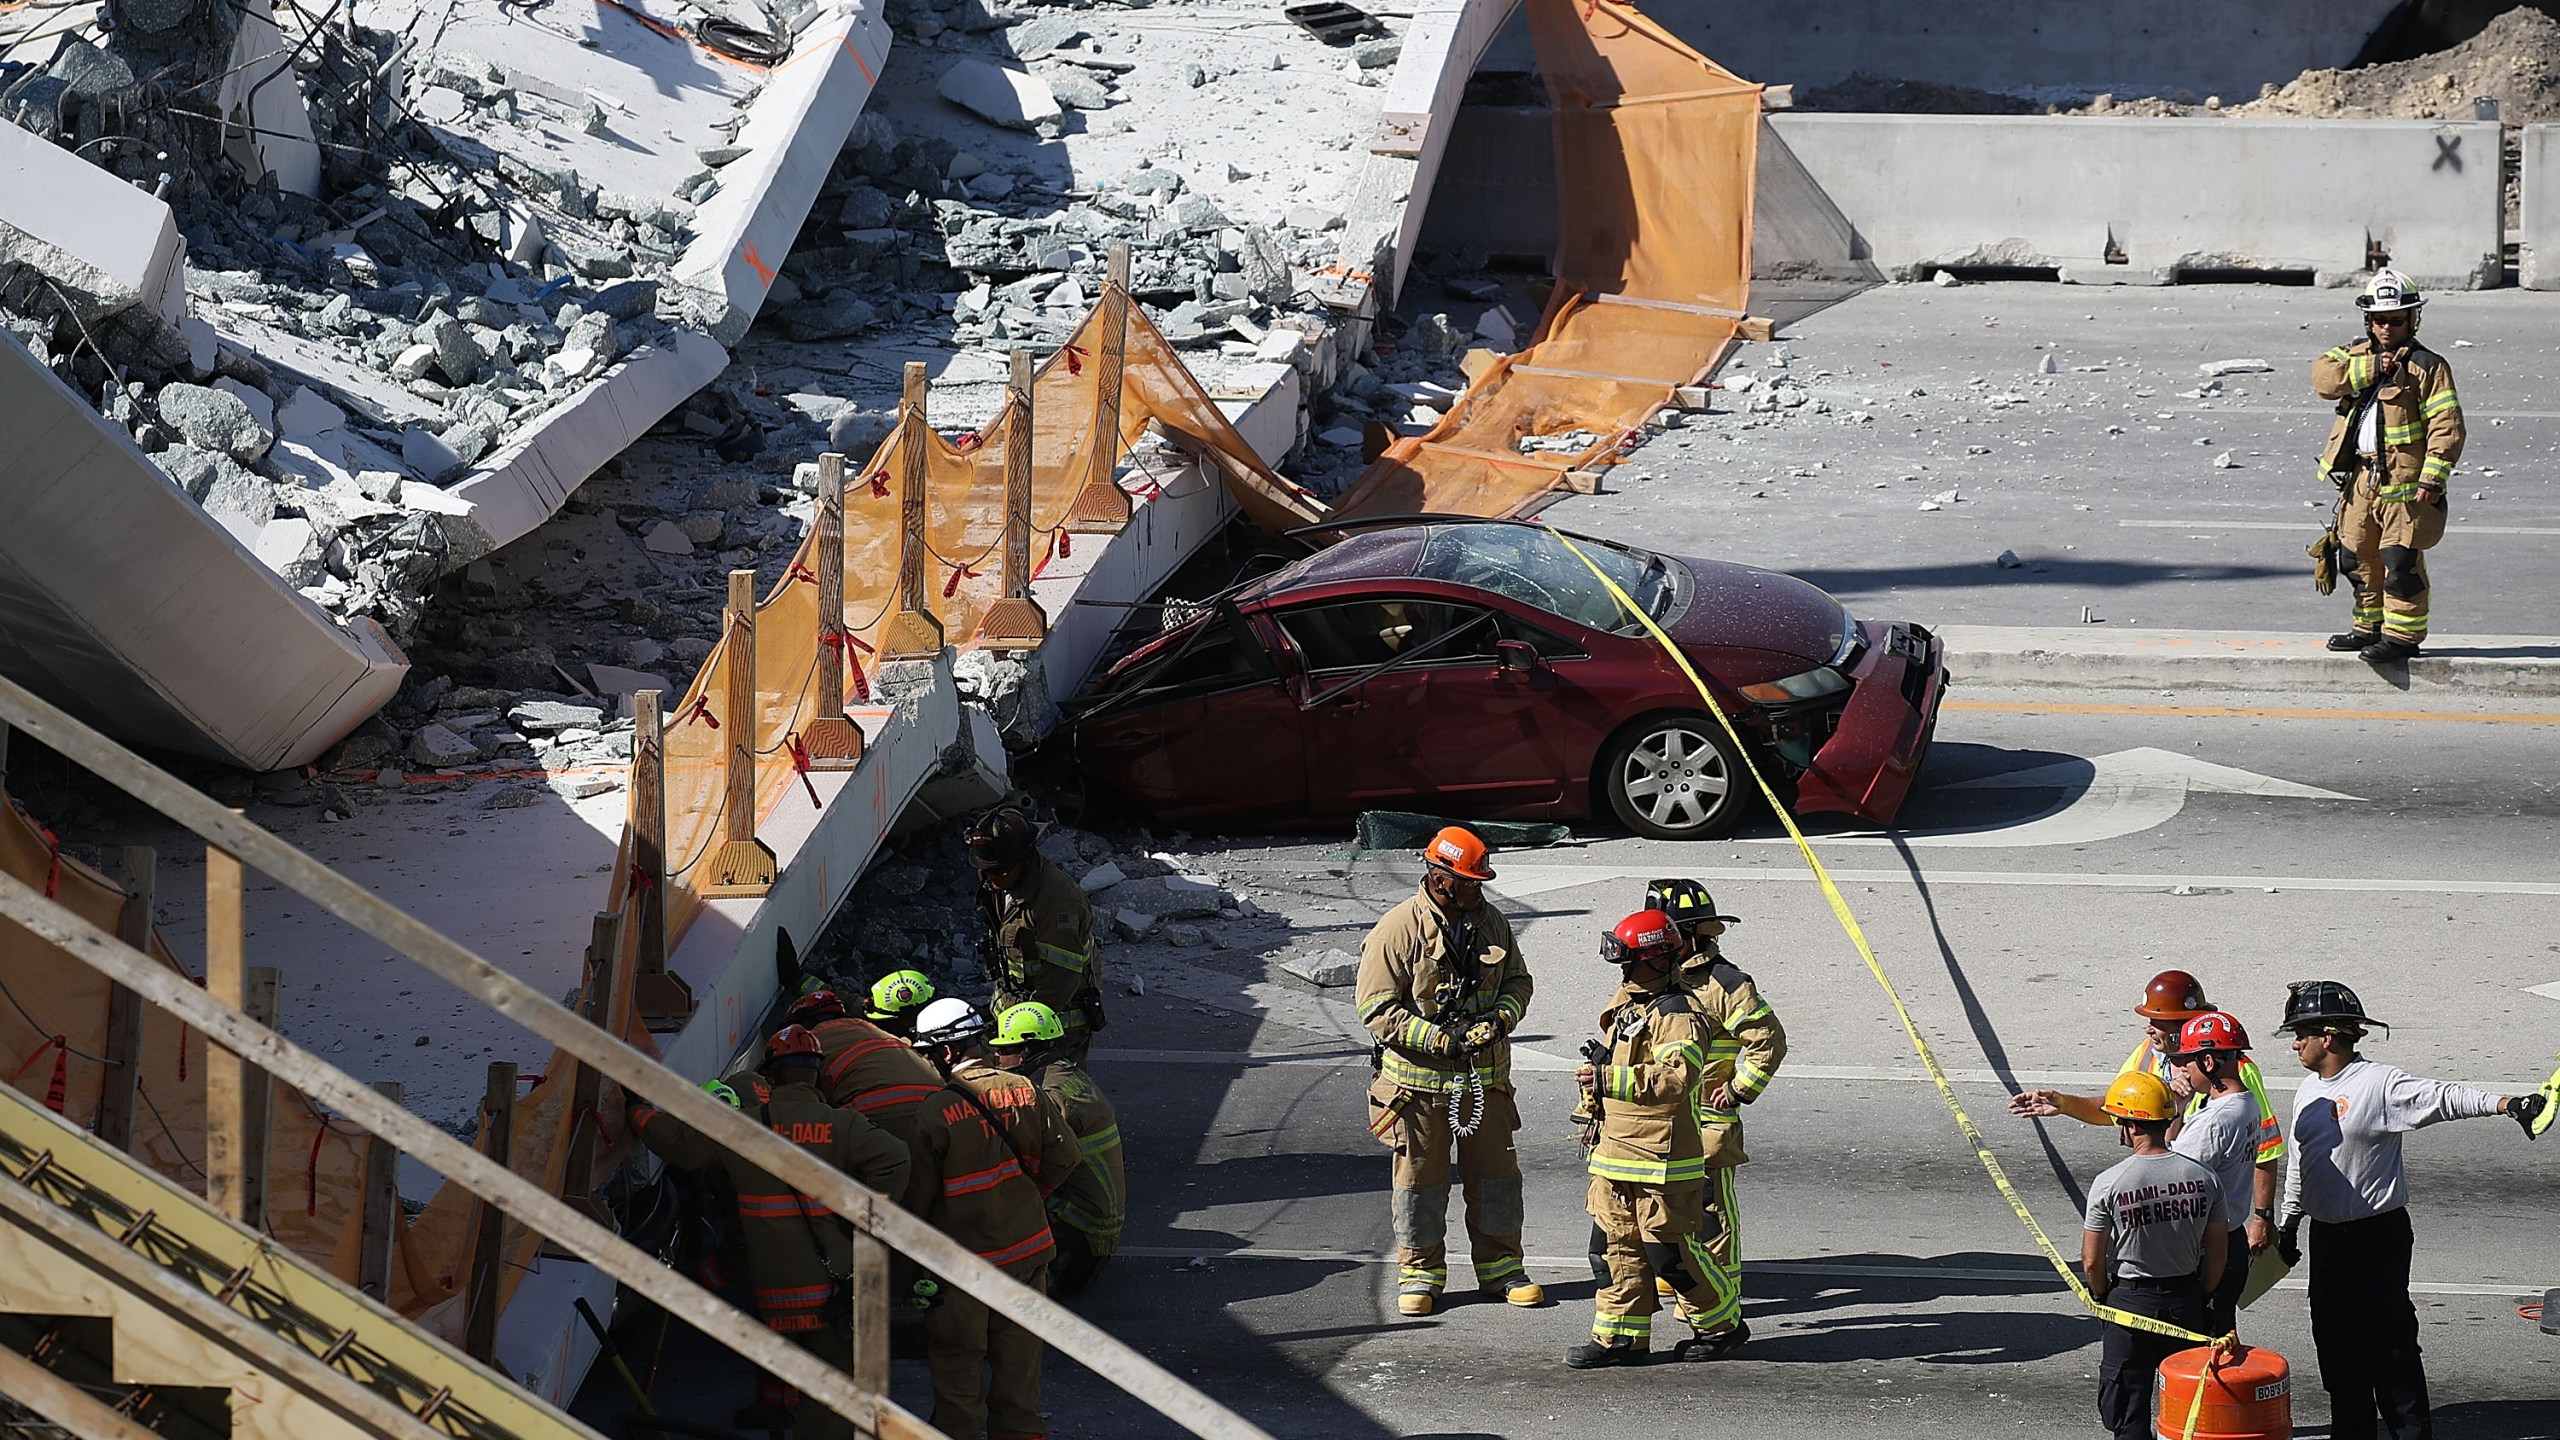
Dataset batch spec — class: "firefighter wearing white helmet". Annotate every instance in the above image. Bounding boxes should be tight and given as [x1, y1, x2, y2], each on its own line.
[2312, 268, 2465, 665]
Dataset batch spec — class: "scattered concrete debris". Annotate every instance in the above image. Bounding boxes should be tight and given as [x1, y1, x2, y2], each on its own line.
[1281, 947, 1360, 987]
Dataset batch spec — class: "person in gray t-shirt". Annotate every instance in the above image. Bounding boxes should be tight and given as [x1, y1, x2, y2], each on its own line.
[2169, 1011, 2274, 1336]
[2080, 1072, 2226, 1440]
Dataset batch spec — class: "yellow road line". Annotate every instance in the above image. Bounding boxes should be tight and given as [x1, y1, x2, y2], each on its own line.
[1944, 700, 2560, 725]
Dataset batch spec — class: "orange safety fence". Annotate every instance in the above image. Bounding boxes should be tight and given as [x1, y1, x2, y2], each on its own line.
[1330, 0, 1760, 522]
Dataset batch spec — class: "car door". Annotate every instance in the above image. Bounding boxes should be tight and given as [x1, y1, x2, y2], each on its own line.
[1266, 596, 1446, 821]
[1073, 607, 1308, 826]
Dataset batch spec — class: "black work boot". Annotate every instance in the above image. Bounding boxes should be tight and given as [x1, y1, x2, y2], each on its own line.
[2326, 630, 2378, 652]
[1563, 1339, 1647, 1369]
[1674, 1321, 1752, 1361]
[2360, 637, 2421, 665]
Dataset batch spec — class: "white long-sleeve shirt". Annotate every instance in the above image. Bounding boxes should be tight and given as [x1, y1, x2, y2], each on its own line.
[2280, 1057, 2503, 1224]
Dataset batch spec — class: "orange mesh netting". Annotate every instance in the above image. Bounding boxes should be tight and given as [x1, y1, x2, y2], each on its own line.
[1330, 0, 1760, 521]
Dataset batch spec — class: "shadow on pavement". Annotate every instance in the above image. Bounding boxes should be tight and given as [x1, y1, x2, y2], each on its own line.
[1789, 559, 2297, 596]
[1748, 1251, 2065, 1321]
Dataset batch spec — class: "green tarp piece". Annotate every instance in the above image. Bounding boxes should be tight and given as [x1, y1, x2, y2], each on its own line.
[1353, 810, 1574, 853]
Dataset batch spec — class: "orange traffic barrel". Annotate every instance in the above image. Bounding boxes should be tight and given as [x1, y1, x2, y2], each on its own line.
[2153, 1343, 2292, 1439]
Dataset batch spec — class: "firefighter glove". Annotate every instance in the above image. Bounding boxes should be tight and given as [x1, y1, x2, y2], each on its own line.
[2511, 1091, 2547, 1139]
[2309, 528, 2338, 596]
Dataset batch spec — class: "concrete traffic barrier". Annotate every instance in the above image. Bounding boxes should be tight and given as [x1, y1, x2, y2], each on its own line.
[1760, 115, 2504, 289]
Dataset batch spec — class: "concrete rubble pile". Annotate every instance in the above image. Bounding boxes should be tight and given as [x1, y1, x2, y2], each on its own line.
[800, 816, 1277, 1008]
[0, 0, 799, 640]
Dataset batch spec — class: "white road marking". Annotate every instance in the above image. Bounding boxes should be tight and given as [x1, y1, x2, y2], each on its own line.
[1706, 747, 2361, 850]
[1477, 864, 2560, 901]
[2120, 519, 2560, 536]
[2528, 981, 2560, 1003]
[1096, 1051, 2523, 1094]
[1112, 1245, 2532, 1297]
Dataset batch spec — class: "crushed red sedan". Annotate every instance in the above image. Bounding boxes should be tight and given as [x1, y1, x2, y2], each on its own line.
[1068, 520, 1945, 839]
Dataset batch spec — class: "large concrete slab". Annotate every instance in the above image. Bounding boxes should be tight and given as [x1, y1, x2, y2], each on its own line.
[1761, 115, 2506, 289]
[1942, 626, 2560, 694]
[0, 334, 405, 771]
[0, 122, 187, 326]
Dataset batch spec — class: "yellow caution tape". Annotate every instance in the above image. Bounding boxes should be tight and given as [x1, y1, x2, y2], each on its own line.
[1543, 524, 2234, 1361]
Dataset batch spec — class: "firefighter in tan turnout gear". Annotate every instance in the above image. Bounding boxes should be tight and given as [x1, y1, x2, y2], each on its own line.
[2313, 268, 2465, 665]
[971, 807, 1104, 1063]
[991, 1002, 1126, 1298]
[783, 983, 945, 1145]
[626, 1026, 913, 1440]
[1646, 878, 1784, 1354]
[907, 998, 1083, 1440]
[1357, 825, 1543, 1316]
[1568, 910, 1734, 1368]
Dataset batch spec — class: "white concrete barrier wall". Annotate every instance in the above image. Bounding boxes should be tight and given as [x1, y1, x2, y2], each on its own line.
[2521, 125, 2560, 290]
[1761, 115, 2505, 289]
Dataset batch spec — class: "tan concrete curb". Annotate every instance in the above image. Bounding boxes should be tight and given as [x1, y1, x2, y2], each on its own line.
[1938, 626, 2560, 696]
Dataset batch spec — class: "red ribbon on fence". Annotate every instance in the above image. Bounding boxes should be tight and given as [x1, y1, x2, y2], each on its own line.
[1059, 343, 1087, 376]
[678, 696, 720, 729]
[942, 562, 981, 599]
[868, 470, 891, 498]
[784, 734, 822, 808]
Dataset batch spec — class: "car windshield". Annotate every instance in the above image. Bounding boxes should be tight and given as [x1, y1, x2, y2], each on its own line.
[1414, 523, 1672, 634]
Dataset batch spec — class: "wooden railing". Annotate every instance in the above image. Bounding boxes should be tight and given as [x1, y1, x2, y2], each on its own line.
[0, 670, 1271, 1440]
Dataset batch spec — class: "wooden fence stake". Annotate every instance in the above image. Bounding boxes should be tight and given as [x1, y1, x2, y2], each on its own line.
[464, 1061, 518, 1363]
[628, 691, 692, 1027]
[976, 348, 1050, 650]
[1065, 242, 1134, 533]
[357, 1080, 404, 1302]
[97, 846, 153, 1153]
[799, 451, 865, 769]
[205, 846, 253, 1225]
[558, 911, 622, 1228]
[878, 361, 946, 662]
[702, 570, 779, 899]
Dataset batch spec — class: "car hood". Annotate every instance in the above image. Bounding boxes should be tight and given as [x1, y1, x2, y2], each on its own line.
[1662, 556, 1850, 669]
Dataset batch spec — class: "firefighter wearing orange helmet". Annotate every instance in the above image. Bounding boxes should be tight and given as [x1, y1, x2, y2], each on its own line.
[1356, 825, 1542, 1316]
[2010, 969, 2285, 1185]
[2081, 1071, 2228, 1440]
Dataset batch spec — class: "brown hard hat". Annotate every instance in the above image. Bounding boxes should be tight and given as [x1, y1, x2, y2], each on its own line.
[2135, 969, 2212, 1021]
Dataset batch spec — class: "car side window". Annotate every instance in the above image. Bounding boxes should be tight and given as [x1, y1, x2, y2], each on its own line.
[1116, 611, 1275, 702]
[1276, 601, 1576, 670]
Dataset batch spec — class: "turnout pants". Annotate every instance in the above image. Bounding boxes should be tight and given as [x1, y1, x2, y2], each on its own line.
[2338, 475, 2446, 646]
[927, 1261, 1050, 1439]
[1369, 1078, 1525, 1294]
[752, 1319, 858, 1440]
[1587, 1177, 1729, 1348]
[2310, 1208, 2432, 1440]
[1664, 1164, 1745, 1333]
[2095, 1275, 2205, 1440]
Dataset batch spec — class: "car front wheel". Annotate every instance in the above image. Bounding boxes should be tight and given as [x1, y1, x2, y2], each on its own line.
[1603, 714, 1752, 840]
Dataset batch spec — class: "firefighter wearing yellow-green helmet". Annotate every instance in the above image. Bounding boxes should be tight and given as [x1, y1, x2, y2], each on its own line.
[990, 1002, 1126, 1298]
[865, 970, 937, 1036]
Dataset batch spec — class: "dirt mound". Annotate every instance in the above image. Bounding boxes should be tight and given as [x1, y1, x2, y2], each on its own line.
[2232, 4, 2560, 120]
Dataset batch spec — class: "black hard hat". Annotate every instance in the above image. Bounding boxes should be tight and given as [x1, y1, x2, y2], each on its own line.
[966, 806, 1037, 869]
[1646, 877, 1740, 928]
[2282, 979, 2387, 1034]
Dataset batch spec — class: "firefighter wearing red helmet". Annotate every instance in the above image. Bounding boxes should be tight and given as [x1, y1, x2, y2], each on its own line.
[2010, 969, 2285, 1184]
[785, 984, 945, 1148]
[625, 1025, 911, 1438]
[2164, 1011, 2271, 1337]
[1356, 825, 1541, 1316]
[1643, 878, 1784, 1352]
[1566, 910, 1731, 1368]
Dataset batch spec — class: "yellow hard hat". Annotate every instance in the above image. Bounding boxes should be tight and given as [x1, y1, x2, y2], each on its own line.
[2101, 1071, 2175, 1122]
